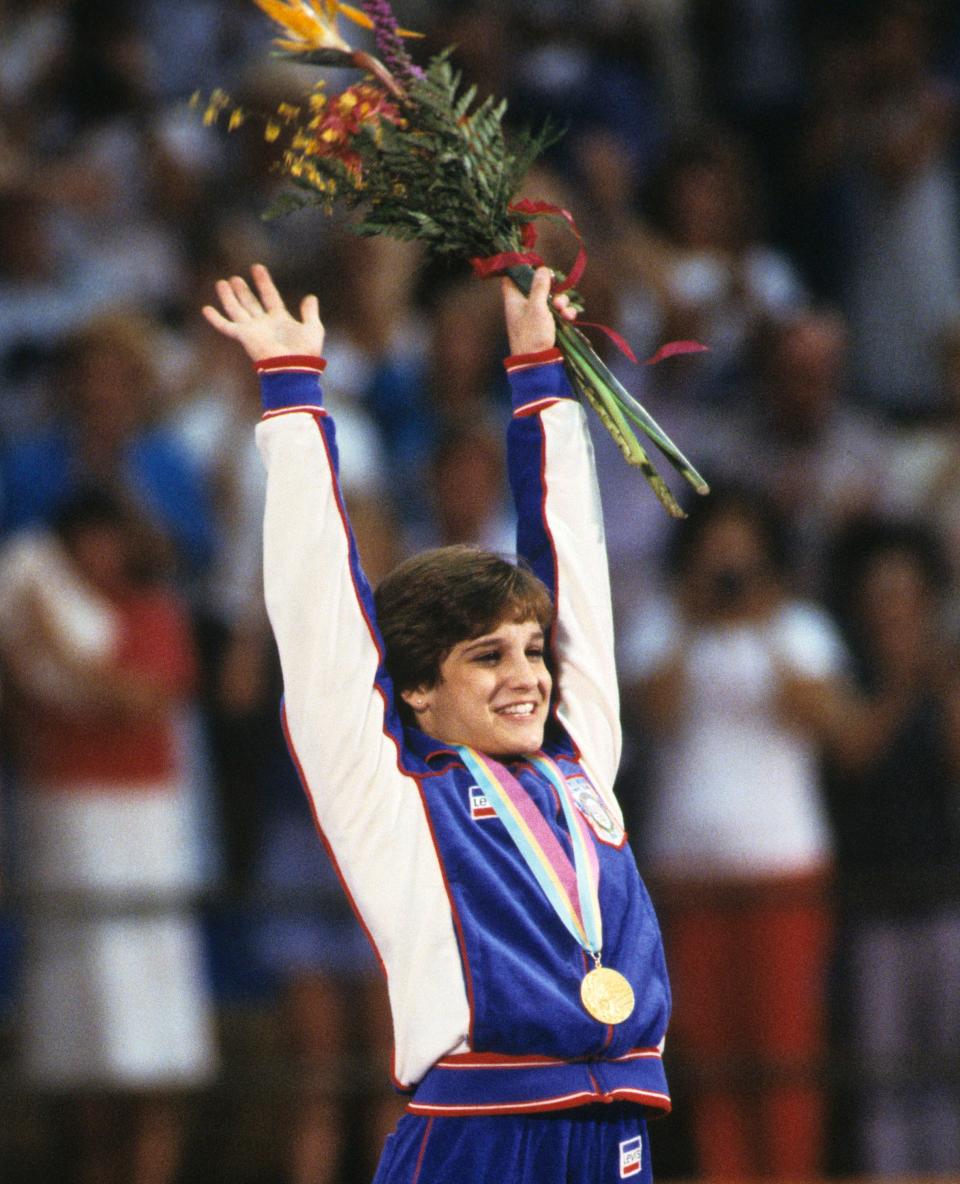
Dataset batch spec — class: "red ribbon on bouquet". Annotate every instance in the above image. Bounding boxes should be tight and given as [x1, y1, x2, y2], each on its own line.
[470, 200, 708, 367]
[469, 198, 585, 292]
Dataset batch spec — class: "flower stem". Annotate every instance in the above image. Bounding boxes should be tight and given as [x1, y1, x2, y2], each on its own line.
[557, 322, 686, 518]
[559, 320, 710, 496]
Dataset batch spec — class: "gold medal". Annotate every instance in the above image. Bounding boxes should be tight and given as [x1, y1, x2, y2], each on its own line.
[580, 965, 635, 1025]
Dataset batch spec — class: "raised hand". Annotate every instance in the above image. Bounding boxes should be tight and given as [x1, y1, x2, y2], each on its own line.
[202, 263, 325, 362]
[501, 266, 576, 356]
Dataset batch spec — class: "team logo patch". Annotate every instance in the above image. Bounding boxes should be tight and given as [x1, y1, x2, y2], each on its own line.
[469, 785, 496, 820]
[619, 1135, 643, 1178]
[568, 776, 624, 845]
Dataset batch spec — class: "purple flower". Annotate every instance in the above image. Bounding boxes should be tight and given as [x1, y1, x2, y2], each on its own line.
[360, 0, 424, 81]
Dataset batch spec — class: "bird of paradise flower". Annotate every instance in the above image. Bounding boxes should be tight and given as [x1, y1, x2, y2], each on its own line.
[252, 0, 422, 99]
[253, 0, 420, 54]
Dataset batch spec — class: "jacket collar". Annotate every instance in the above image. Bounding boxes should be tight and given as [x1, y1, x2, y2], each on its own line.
[402, 725, 576, 769]
[403, 725, 459, 767]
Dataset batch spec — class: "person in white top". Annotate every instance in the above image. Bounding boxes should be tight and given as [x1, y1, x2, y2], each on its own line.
[620, 484, 845, 1181]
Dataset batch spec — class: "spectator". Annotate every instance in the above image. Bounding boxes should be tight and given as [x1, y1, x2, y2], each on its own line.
[511, 4, 670, 193]
[415, 419, 514, 555]
[623, 127, 808, 405]
[688, 0, 827, 240]
[881, 317, 960, 615]
[620, 486, 844, 1180]
[728, 309, 892, 594]
[0, 189, 105, 436]
[0, 487, 217, 1184]
[0, 308, 217, 586]
[825, 515, 960, 1175]
[801, 0, 960, 420]
[319, 235, 436, 536]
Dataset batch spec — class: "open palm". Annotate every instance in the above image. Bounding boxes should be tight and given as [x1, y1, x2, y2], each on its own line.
[202, 263, 325, 362]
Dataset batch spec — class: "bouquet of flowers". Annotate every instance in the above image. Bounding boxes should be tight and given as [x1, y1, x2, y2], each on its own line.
[198, 0, 709, 516]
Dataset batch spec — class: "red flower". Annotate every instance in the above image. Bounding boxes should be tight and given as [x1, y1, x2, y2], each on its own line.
[304, 83, 402, 180]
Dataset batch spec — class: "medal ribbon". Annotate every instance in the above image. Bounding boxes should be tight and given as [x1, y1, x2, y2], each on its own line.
[455, 746, 603, 957]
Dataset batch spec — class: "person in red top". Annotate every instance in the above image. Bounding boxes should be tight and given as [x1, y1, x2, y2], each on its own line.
[3, 487, 217, 1184]
[24, 517, 194, 787]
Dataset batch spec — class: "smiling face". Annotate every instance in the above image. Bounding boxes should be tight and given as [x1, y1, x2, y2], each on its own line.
[402, 617, 552, 758]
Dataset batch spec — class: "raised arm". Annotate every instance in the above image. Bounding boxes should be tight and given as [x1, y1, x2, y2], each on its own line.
[203, 266, 471, 1087]
[501, 271, 623, 810]
[204, 266, 401, 785]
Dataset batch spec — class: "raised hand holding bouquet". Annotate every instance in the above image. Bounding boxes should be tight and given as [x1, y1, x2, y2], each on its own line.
[198, 0, 709, 516]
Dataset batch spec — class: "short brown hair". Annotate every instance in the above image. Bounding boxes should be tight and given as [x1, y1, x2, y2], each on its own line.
[374, 545, 553, 698]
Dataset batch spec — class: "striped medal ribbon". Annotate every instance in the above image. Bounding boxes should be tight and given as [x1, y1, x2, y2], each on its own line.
[455, 745, 635, 1025]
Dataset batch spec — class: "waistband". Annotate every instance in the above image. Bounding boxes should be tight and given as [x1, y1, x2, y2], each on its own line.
[408, 1047, 671, 1118]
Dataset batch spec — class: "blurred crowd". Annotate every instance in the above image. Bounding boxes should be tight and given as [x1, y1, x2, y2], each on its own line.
[1, 0, 960, 1181]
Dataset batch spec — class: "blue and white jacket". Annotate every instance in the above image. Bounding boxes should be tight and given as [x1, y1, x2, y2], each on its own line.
[255, 347, 671, 1118]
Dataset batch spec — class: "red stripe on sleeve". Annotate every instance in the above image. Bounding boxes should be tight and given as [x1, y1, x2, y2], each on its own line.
[254, 355, 326, 373]
[503, 347, 563, 372]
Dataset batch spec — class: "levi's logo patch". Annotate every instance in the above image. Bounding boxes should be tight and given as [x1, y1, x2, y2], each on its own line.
[469, 785, 496, 820]
[619, 1135, 643, 1177]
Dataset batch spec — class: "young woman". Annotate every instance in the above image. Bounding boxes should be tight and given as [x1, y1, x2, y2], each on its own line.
[203, 263, 671, 1183]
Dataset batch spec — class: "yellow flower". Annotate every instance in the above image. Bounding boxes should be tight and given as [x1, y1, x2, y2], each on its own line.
[202, 88, 230, 126]
[251, 0, 374, 54]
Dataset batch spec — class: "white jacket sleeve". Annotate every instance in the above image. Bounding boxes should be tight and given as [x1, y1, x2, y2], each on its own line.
[255, 358, 470, 1086]
[505, 351, 623, 823]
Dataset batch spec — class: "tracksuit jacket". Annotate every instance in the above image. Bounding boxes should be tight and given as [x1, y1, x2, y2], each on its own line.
[255, 346, 672, 1119]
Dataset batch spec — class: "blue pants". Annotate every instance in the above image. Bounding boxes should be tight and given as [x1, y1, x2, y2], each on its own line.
[372, 1104, 652, 1183]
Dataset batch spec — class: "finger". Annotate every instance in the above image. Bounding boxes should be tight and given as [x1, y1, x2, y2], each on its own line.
[300, 293, 321, 324]
[553, 295, 577, 322]
[501, 275, 527, 316]
[229, 275, 264, 317]
[202, 304, 239, 337]
[529, 266, 552, 305]
[251, 263, 285, 314]
[215, 278, 250, 322]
